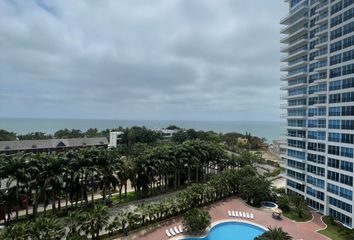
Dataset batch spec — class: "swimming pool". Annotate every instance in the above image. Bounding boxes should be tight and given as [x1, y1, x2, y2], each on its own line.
[182, 221, 266, 240]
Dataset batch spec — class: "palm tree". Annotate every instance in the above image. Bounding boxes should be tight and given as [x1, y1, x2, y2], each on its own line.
[255, 227, 293, 240]
[3, 153, 30, 221]
[81, 204, 109, 240]
[67, 210, 84, 238]
[31, 214, 65, 240]
[0, 221, 30, 240]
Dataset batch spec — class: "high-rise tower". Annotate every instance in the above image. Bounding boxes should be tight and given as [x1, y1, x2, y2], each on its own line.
[281, 0, 354, 228]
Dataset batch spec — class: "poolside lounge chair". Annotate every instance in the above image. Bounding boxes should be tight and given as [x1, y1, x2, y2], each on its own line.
[246, 212, 250, 219]
[179, 225, 184, 233]
[232, 210, 236, 217]
[170, 228, 176, 236]
[228, 210, 232, 217]
[235, 211, 239, 217]
[250, 213, 254, 219]
[243, 212, 247, 218]
[174, 226, 180, 234]
[165, 229, 172, 237]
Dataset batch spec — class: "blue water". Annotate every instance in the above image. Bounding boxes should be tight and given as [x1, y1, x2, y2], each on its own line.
[0, 118, 282, 142]
[183, 222, 265, 240]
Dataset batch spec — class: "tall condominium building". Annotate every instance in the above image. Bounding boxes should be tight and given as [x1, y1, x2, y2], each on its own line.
[281, 0, 354, 228]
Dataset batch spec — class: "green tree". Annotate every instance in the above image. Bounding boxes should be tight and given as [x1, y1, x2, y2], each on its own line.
[183, 208, 211, 235]
[81, 204, 109, 240]
[31, 215, 65, 240]
[0, 222, 29, 240]
[0, 129, 17, 141]
[255, 227, 292, 240]
[242, 175, 273, 206]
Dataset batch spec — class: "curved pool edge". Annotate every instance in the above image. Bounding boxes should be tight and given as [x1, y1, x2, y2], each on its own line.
[172, 219, 268, 240]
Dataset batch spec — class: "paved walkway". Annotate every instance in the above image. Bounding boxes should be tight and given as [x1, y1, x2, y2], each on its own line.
[115, 196, 328, 240]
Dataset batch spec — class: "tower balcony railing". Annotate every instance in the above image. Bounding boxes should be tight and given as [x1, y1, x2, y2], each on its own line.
[281, 37, 308, 52]
[281, 27, 309, 44]
[281, 1, 309, 25]
[281, 72, 307, 81]
[281, 48, 308, 62]
[281, 60, 308, 71]
[316, 0, 329, 13]
[281, 16, 309, 34]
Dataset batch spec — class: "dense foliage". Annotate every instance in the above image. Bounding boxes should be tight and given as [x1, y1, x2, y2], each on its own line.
[255, 227, 293, 240]
[183, 208, 211, 234]
[276, 193, 311, 221]
[0, 158, 274, 239]
[0, 129, 17, 141]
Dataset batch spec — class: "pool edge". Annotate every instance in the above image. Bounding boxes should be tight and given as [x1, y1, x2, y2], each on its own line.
[172, 219, 268, 240]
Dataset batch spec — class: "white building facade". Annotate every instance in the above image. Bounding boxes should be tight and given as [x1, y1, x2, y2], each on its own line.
[281, 0, 354, 228]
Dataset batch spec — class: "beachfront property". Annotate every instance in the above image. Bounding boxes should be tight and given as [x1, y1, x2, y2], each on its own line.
[281, 0, 354, 228]
[0, 137, 108, 154]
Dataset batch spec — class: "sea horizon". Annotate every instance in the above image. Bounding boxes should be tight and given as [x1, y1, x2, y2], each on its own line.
[0, 117, 282, 143]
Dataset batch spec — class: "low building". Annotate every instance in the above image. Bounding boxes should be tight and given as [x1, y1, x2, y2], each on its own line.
[272, 140, 286, 156]
[0, 137, 108, 154]
[109, 131, 124, 148]
[154, 128, 178, 139]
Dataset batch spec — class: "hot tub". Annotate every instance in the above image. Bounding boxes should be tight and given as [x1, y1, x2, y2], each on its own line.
[261, 201, 278, 209]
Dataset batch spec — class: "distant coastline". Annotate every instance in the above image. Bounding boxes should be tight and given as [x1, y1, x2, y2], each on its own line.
[0, 118, 282, 143]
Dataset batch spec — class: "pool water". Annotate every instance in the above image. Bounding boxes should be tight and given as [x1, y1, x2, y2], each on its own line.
[261, 201, 278, 208]
[182, 222, 265, 240]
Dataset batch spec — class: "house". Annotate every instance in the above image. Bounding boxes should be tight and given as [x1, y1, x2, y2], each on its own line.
[0, 137, 108, 154]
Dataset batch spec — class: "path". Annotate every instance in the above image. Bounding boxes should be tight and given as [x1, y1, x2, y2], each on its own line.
[116, 196, 327, 240]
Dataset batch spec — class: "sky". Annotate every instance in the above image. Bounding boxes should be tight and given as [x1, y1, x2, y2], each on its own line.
[0, 0, 288, 122]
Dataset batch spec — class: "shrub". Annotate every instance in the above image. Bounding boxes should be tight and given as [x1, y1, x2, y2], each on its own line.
[183, 208, 211, 235]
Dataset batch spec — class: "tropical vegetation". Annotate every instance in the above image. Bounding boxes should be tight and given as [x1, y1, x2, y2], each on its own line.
[318, 216, 354, 240]
[183, 208, 211, 234]
[276, 193, 311, 222]
[0, 126, 272, 239]
[255, 227, 292, 240]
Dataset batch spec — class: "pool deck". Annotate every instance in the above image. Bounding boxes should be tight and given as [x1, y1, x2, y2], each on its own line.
[114, 196, 328, 240]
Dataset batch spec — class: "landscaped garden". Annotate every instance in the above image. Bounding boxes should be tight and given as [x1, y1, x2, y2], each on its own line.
[276, 190, 312, 222]
[0, 126, 276, 239]
[318, 216, 354, 240]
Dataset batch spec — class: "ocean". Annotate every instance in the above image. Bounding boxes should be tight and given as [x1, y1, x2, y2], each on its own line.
[0, 118, 282, 143]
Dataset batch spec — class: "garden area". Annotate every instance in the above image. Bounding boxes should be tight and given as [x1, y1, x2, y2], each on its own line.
[318, 216, 354, 240]
[0, 126, 276, 239]
[276, 190, 312, 222]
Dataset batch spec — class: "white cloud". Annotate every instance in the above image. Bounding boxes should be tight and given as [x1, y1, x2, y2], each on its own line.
[0, 0, 287, 121]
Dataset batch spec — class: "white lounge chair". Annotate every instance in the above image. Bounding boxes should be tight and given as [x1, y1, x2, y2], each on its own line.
[235, 211, 239, 217]
[170, 228, 176, 236]
[179, 225, 184, 233]
[243, 212, 247, 218]
[174, 226, 180, 234]
[165, 229, 172, 237]
[246, 212, 250, 219]
[228, 210, 232, 217]
[232, 211, 236, 217]
[250, 213, 254, 219]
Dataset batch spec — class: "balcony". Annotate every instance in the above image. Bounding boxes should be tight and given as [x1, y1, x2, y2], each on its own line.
[281, 71, 308, 81]
[281, 60, 308, 71]
[281, 48, 308, 62]
[281, 17, 309, 34]
[281, 38, 308, 53]
[282, 82, 308, 90]
[281, 27, 309, 44]
[281, 1, 309, 25]
[315, 39, 328, 49]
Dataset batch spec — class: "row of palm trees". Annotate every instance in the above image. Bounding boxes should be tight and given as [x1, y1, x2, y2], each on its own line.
[0, 140, 237, 223]
[105, 167, 273, 237]
[1, 166, 274, 239]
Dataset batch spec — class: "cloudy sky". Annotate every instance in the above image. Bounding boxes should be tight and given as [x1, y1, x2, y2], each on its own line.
[0, 0, 287, 121]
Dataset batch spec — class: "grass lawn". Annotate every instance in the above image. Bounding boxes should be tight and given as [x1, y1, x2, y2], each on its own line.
[283, 210, 312, 222]
[318, 216, 353, 240]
